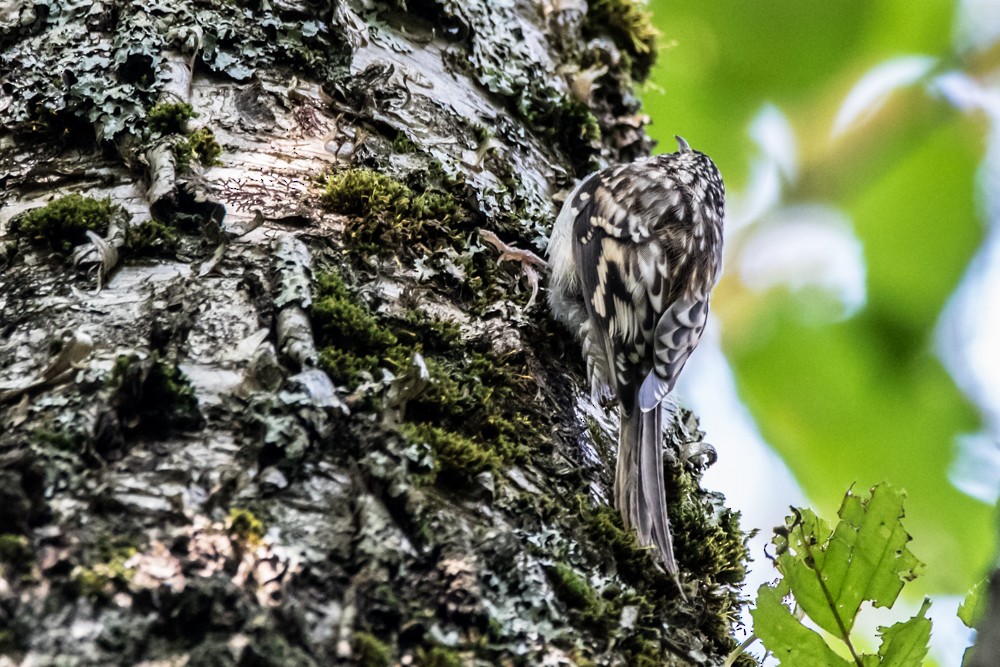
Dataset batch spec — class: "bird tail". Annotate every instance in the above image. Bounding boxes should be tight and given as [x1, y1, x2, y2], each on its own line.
[616, 404, 678, 577]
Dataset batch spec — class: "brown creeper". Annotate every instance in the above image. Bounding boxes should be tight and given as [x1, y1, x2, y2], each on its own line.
[547, 137, 725, 577]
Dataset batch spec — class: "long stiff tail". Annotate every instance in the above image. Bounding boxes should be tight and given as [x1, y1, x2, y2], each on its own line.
[615, 404, 678, 576]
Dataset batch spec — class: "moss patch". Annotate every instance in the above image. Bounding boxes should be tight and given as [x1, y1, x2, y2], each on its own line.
[548, 562, 598, 611]
[575, 496, 658, 584]
[670, 471, 750, 653]
[417, 646, 465, 667]
[322, 168, 460, 254]
[547, 561, 609, 633]
[585, 0, 659, 80]
[174, 127, 223, 169]
[672, 474, 749, 585]
[321, 164, 511, 308]
[70, 547, 136, 600]
[572, 468, 751, 661]
[0, 534, 34, 577]
[313, 271, 403, 385]
[147, 101, 196, 135]
[312, 269, 544, 480]
[10, 194, 114, 254]
[109, 353, 203, 434]
[400, 422, 501, 479]
[228, 508, 266, 543]
[353, 632, 392, 667]
[521, 81, 602, 173]
[123, 219, 179, 257]
[403, 353, 533, 472]
[391, 130, 418, 154]
[33, 426, 86, 452]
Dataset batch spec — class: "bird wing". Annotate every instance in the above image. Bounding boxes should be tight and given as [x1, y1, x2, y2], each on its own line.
[568, 158, 717, 414]
[638, 295, 710, 411]
[569, 165, 679, 414]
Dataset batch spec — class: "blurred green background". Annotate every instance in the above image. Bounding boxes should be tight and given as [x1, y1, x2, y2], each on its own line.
[642, 0, 998, 599]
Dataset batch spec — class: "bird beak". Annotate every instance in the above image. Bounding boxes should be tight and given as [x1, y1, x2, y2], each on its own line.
[675, 135, 691, 153]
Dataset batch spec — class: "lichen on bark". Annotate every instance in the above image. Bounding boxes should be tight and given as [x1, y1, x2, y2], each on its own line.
[0, 0, 752, 665]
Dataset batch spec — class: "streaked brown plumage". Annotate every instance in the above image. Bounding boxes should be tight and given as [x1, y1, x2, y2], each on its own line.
[547, 136, 725, 577]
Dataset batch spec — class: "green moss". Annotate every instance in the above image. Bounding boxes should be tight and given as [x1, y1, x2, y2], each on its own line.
[471, 124, 491, 144]
[10, 194, 113, 253]
[33, 427, 84, 452]
[575, 492, 730, 658]
[72, 566, 113, 598]
[392, 346, 544, 484]
[548, 562, 595, 610]
[405, 353, 536, 467]
[575, 496, 663, 589]
[94, 536, 141, 564]
[109, 354, 134, 385]
[313, 272, 403, 386]
[585, 0, 659, 80]
[417, 646, 464, 667]
[322, 168, 418, 217]
[672, 472, 749, 585]
[616, 592, 666, 663]
[174, 127, 223, 169]
[583, 415, 615, 459]
[353, 632, 392, 667]
[548, 562, 603, 616]
[123, 219, 180, 257]
[391, 130, 418, 153]
[670, 472, 750, 653]
[312, 273, 398, 349]
[629, 647, 665, 667]
[313, 272, 466, 388]
[109, 353, 203, 432]
[520, 83, 601, 172]
[392, 310, 462, 352]
[0, 629, 25, 656]
[70, 548, 136, 600]
[244, 632, 318, 667]
[401, 422, 501, 479]
[732, 653, 760, 667]
[0, 534, 33, 576]
[321, 168, 460, 254]
[228, 508, 265, 543]
[319, 347, 381, 387]
[189, 127, 223, 164]
[311, 269, 545, 478]
[574, 463, 751, 660]
[147, 101, 197, 135]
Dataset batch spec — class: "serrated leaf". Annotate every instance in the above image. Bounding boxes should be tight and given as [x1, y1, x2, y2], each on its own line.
[958, 578, 988, 629]
[877, 598, 932, 666]
[751, 582, 853, 667]
[774, 507, 844, 636]
[775, 484, 922, 637]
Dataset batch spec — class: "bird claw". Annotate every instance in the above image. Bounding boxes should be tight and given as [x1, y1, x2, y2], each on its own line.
[478, 229, 548, 308]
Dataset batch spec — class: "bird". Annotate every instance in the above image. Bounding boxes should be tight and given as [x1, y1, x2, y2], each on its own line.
[546, 136, 725, 577]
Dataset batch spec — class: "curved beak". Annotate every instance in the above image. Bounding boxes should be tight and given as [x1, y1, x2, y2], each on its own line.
[675, 135, 691, 153]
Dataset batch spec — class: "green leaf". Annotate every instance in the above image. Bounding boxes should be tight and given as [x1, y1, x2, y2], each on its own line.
[774, 507, 844, 637]
[751, 581, 853, 667]
[775, 483, 922, 637]
[958, 578, 989, 629]
[876, 598, 932, 666]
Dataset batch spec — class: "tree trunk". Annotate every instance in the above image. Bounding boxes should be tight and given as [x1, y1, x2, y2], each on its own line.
[0, 1, 751, 665]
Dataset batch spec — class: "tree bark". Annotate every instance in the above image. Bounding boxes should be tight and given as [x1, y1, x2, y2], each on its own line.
[0, 0, 751, 665]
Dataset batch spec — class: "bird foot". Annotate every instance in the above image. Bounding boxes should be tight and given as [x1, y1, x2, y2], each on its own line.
[478, 229, 548, 308]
